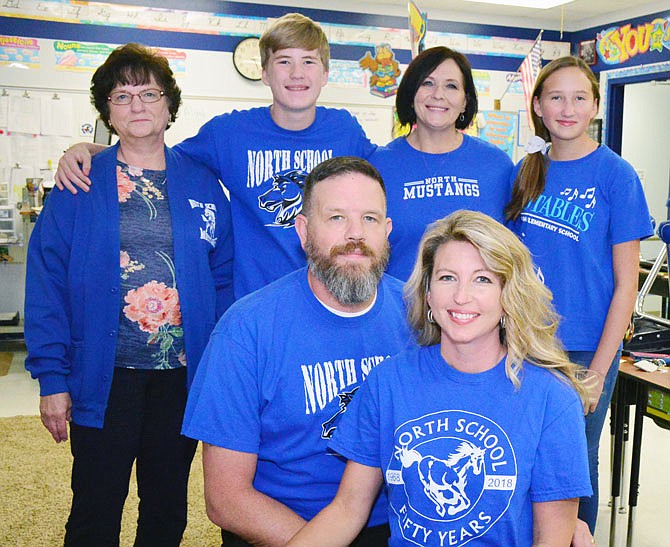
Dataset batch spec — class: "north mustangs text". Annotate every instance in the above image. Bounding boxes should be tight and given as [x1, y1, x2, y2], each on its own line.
[403, 177, 480, 200]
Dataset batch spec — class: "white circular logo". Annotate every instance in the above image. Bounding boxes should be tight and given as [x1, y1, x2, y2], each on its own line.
[385, 410, 516, 546]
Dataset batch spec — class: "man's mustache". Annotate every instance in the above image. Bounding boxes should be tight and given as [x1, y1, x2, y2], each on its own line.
[330, 241, 375, 258]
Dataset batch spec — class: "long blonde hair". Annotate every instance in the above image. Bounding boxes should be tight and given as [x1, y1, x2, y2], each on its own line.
[405, 210, 589, 407]
[505, 56, 600, 222]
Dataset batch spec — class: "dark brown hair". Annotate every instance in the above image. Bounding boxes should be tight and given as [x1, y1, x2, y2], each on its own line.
[396, 46, 478, 131]
[90, 43, 181, 134]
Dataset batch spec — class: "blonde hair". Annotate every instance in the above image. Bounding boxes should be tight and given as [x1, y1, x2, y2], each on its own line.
[405, 210, 589, 407]
[259, 13, 330, 70]
[505, 56, 600, 222]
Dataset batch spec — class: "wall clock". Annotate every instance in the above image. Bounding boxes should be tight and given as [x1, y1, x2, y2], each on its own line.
[233, 37, 262, 81]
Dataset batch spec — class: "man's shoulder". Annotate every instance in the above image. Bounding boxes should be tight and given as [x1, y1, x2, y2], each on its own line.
[314, 106, 363, 130]
[226, 269, 306, 314]
[316, 105, 353, 118]
[377, 274, 408, 316]
[380, 273, 404, 293]
[201, 106, 270, 130]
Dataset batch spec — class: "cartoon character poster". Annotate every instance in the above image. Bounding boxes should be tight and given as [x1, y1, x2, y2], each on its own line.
[359, 44, 401, 98]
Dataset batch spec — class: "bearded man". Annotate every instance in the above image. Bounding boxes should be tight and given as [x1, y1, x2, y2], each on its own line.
[183, 156, 409, 547]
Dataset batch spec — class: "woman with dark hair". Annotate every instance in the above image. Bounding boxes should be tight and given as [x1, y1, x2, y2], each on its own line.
[24, 43, 234, 546]
[286, 210, 592, 546]
[370, 46, 513, 281]
[505, 56, 652, 538]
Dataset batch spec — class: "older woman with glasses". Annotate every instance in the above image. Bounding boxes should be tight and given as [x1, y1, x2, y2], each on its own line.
[24, 43, 234, 546]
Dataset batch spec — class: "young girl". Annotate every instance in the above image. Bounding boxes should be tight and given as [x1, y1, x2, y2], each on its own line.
[505, 56, 652, 534]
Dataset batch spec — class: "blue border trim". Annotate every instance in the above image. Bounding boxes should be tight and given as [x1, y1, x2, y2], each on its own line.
[572, 9, 670, 73]
[1, 0, 568, 64]
[1, 16, 238, 51]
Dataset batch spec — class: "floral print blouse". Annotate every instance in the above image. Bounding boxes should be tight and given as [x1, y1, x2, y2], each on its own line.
[115, 162, 185, 370]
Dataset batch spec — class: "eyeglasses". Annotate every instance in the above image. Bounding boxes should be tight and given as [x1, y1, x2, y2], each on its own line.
[108, 89, 165, 105]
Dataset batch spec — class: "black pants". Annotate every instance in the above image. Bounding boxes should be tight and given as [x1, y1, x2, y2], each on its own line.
[221, 523, 390, 546]
[64, 367, 197, 547]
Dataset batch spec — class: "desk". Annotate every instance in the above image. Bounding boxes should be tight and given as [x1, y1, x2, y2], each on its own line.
[639, 263, 668, 299]
[609, 361, 670, 547]
[0, 321, 24, 342]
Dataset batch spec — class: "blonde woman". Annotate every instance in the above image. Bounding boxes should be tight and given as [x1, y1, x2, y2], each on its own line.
[288, 210, 591, 546]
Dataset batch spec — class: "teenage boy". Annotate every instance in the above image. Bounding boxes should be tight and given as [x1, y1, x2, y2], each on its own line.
[55, 13, 376, 299]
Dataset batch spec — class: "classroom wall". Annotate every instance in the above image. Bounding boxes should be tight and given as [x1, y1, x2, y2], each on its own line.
[0, 1, 550, 315]
[1, 1, 668, 317]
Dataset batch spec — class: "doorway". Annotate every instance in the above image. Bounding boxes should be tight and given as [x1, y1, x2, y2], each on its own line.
[605, 66, 670, 315]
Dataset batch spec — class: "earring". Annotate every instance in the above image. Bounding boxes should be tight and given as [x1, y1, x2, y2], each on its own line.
[500, 315, 506, 329]
[427, 309, 436, 324]
[459, 113, 465, 123]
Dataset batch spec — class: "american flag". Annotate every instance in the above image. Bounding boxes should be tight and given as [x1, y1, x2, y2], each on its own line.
[519, 32, 543, 127]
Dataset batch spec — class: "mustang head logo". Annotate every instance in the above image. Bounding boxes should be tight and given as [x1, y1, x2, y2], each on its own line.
[258, 169, 306, 228]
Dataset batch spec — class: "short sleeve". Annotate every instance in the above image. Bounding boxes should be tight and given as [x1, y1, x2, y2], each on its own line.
[530, 386, 592, 502]
[182, 314, 261, 453]
[328, 367, 382, 468]
[608, 166, 653, 245]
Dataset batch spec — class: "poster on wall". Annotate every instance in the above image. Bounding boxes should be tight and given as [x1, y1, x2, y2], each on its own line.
[597, 15, 670, 65]
[54, 42, 115, 71]
[478, 111, 517, 159]
[53, 41, 187, 74]
[0, 36, 40, 68]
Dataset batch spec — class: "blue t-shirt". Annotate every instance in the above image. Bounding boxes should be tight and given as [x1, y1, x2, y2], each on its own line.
[182, 268, 410, 525]
[176, 106, 376, 298]
[330, 344, 591, 546]
[510, 145, 652, 350]
[370, 135, 513, 280]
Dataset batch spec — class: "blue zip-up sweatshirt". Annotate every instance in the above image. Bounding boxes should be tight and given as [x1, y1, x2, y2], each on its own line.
[24, 143, 234, 428]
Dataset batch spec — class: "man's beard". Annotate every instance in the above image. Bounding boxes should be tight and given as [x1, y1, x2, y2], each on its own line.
[305, 238, 390, 306]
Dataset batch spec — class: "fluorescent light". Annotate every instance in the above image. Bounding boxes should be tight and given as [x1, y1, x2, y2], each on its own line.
[464, 0, 573, 8]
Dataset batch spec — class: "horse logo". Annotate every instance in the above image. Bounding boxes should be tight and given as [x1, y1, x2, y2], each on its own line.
[258, 169, 306, 228]
[396, 441, 486, 517]
[188, 199, 217, 247]
[387, 410, 516, 545]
